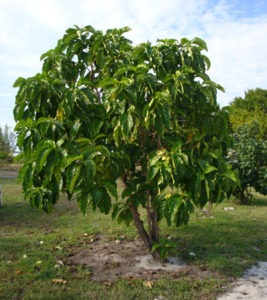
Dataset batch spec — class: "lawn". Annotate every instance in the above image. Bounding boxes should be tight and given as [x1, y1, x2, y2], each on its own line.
[0, 176, 267, 299]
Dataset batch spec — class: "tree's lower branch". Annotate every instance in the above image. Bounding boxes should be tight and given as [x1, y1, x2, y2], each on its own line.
[128, 202, 152, 252]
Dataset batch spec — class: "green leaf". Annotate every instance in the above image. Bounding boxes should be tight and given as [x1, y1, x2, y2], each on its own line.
[42, 150, 58, 186]
[66, 165, 82, 194]
[173, 197, 194, 227]
[149, 150, 164, 166]
[113, 123, 121, 147]
[203, 55, 211, 70]
[98, 77, 118, 88]
[157, 102, 171, 130]
[147, 166, 160, 181]
[70, 120, 81, 137]
[64, 155, 83, 168]
[19, 163, 33, 191]
[112, 204, 133, 226]
[91, 186, 111, 214]
[75, 137, 92, 145]
[198, 160, 217, 175]
[77, 191, 90, 215]
[203, 165, 218, 175]
[35, 140, 56, 172]
[84, 159, 96, 188]
[222, 170, 239, 183]
[102, 181, 118, 200]
[120, 113, 134, 139]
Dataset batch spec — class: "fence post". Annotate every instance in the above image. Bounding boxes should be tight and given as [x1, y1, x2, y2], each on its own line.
[0, 184, 2, 207]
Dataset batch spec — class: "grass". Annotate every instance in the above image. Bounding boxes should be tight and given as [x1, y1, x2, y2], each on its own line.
[0, 176, 267, 299]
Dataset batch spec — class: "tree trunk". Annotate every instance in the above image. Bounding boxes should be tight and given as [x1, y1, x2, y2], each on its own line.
[146, 202, 160, 244]
[123, 176, 161, 260]
[151, 209, 159, 243]
[129, 202, 161, 260]
[128, 202, 151, 251]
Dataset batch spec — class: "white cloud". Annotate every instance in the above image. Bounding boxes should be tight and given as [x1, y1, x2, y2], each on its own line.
[204, 15, 267, 105]
[21, 0, 67, 30]
[0, 0, 267, 126]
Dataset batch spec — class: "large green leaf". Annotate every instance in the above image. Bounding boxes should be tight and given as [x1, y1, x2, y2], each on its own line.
[120, 112, 134, 139]
[98, 77, 118, 88]
[102, 181, 118, 200]
[66, 165, 82, 194]
[83, 159, 96, 189]
[147, 165, 160, 181]
[35, 140, 56, 172]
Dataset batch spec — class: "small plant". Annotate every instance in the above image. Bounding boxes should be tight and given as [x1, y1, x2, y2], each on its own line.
[151, 238, 178, 262]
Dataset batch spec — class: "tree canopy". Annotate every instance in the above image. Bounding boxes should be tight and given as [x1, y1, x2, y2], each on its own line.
[13, 25, 237, 259]
[227, 88, 267, 203]
[228, 88, 267, 140]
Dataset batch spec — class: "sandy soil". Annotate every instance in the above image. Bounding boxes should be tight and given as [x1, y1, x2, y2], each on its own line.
[66, 235, 216, 282]
[217, 262, 267, 299]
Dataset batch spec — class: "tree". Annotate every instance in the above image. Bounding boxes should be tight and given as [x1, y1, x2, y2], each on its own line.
[227, 122, 267, 204]
[227, 89, 267, 204]
[0, 125, 16, 162]
[13, 25, 237, 260]
[228, 88, 267, 140]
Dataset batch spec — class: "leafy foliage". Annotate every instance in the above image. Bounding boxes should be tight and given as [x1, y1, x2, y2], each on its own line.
[227, 122, 267, 203]
[227, 89, 267, 203]
[14, 25, 237, 258]
[228, 88, 267, 140]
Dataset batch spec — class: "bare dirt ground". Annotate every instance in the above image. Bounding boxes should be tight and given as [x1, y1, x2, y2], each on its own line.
[66, 235, 215, 282]
[67, 236, 267, 299]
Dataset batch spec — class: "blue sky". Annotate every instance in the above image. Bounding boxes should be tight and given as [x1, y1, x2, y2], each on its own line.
[1, 0, 267, 128]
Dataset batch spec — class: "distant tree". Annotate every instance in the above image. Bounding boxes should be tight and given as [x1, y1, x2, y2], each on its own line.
[0, 125, 16, 162]
[227, 88, 267, 203]
[228, 88, 267, 140]
[227, 122, 267, 204]
[14, 25, 237, 260]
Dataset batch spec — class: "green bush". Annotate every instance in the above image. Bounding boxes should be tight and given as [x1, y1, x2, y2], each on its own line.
[228, 122, 267, 203]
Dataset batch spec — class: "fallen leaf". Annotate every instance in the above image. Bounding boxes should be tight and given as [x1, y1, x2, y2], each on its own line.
[14, 270, 23, 275]
[143, 280, 153, 288]
[57, 260, 64, 266]
[52, 279, 67, 284]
